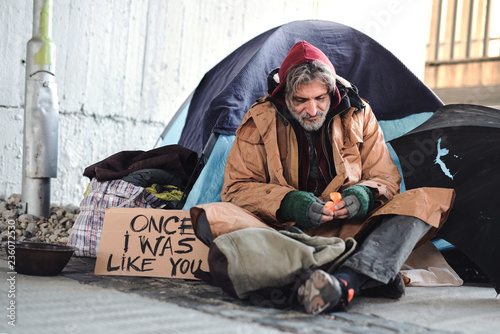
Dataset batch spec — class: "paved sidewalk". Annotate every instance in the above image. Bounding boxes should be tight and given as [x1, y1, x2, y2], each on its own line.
[0, 255, 498, 334]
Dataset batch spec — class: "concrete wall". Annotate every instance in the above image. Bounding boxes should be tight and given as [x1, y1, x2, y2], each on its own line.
[0, 0, 432, 206]
[425, 59, 500, 107]
[426, 60, 500, 88]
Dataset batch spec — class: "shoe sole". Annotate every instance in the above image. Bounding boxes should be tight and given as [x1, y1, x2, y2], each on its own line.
[298, 269, 341, 315]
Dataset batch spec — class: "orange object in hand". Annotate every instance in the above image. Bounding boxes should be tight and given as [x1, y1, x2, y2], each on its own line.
[325, 192, 342, 211]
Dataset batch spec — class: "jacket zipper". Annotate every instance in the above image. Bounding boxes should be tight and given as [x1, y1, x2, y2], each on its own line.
[323, 117, 335, 181]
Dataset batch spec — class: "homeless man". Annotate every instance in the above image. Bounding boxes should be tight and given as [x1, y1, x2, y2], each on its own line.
[208, 41, 455, 314]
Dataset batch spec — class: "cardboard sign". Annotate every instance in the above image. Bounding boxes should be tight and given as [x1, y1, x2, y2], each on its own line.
[95, 207, 209, 280]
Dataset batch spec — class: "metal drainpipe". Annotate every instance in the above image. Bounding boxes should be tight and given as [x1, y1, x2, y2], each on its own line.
[21, 0, 59, 218]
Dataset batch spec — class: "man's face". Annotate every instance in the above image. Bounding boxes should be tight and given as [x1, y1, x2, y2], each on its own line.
[286, 80, 331, 131]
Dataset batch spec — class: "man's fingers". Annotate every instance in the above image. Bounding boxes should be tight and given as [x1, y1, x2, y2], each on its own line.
[334, 200, 347, 211]
[336, 207, 349, 215]
[333, 207, 349, 219]
[321, 205, 349, 222]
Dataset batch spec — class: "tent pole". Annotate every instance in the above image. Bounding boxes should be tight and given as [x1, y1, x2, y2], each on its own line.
[21, 0, 59, 218]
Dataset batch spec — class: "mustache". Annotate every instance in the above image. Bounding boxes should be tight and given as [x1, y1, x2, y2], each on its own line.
[301, 111, 325, 120]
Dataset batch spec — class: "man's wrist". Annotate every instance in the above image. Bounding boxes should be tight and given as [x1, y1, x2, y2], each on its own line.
[277, 191, 318, 228]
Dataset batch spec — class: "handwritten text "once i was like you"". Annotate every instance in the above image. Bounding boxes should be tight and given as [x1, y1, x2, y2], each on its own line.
[106, 214, 203, 277]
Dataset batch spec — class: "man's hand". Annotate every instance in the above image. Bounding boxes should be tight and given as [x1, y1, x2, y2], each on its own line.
[323, 193, 364, 221]
[278, 190, 364, 227]
[322, 199, 350, 221]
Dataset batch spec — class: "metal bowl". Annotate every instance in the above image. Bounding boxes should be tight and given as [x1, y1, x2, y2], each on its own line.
[4, 241, 76, 276]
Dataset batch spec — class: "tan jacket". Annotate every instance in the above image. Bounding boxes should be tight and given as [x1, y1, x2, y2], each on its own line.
[220, 92, 454, 242]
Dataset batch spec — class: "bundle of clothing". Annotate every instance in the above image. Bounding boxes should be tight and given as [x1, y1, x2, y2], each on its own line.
[68, 145, 198, 257]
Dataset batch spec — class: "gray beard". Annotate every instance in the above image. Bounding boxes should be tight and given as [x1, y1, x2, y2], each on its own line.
[286, 102, 330, 131]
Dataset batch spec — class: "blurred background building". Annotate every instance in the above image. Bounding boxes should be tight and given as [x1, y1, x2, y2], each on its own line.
[425, 0, 500, 108]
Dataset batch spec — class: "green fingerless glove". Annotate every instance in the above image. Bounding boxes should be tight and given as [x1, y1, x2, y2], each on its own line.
[341, 185, 374, 219]
[277, 191, 319, 228]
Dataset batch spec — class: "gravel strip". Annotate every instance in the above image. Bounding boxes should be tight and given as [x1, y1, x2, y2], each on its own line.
[0, 193, 78, 245]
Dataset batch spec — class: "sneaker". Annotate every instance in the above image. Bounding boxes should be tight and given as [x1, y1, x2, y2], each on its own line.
[297, 269, 353, 315]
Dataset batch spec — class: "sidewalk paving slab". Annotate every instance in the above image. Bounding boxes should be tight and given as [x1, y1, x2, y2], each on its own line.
[1, 254, 498, 334]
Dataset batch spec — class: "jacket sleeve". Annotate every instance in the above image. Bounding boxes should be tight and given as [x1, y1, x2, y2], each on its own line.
[221, 115, 295, 225]
[354, 104, 401, 207]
